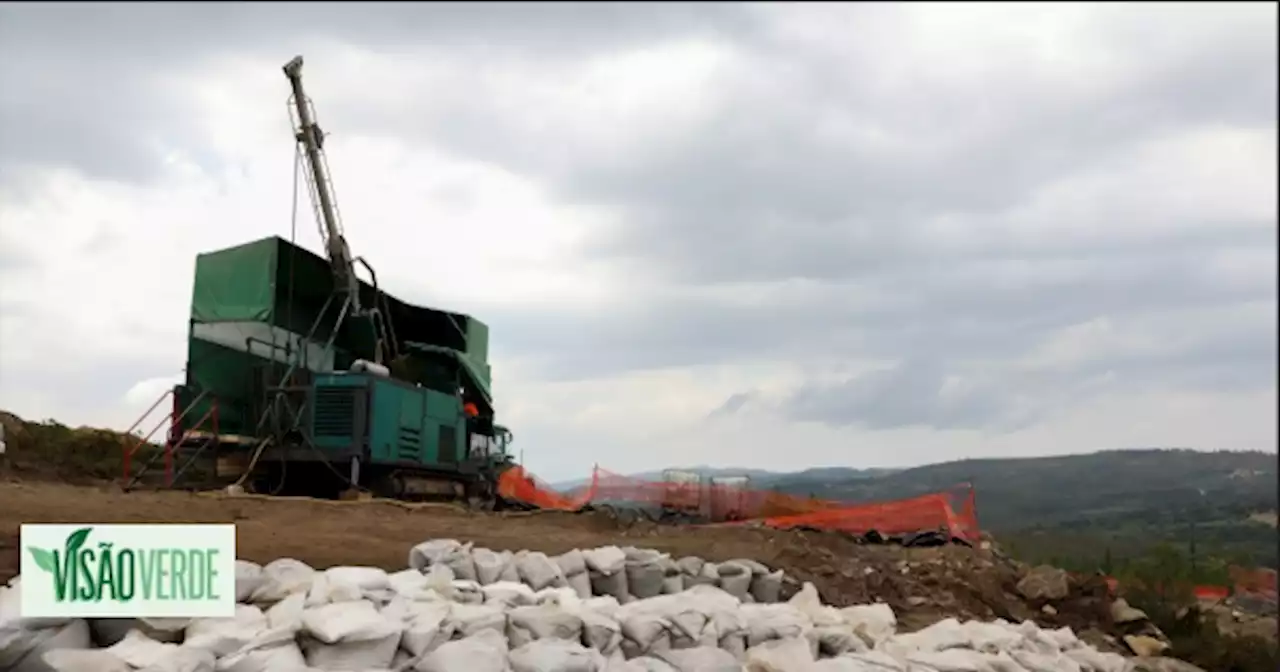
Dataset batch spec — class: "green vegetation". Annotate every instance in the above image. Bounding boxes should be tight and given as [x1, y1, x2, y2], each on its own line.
[766, 449, 1279, 569]
[1105, 543, 1277, 672]
[0, 411, 160, 483]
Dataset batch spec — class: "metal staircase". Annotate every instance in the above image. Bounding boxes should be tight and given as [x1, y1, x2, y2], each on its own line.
[120, 386, 221, 490]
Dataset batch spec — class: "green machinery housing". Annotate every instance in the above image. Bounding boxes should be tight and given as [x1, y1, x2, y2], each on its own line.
[171, 235, 515, 501]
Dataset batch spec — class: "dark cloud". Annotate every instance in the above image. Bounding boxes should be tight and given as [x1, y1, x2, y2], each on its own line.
[0, 3, 1275, 435]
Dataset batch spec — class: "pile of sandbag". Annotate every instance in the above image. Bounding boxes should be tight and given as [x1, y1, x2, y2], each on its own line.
[406, 542, 789, 606]
[0, 539, 1139, 672]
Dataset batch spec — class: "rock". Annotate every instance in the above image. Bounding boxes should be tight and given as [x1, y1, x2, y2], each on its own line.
[1016, 565, 1070, 601]
[906, 596, 927, 607]
[1130, 657, 1208, 672]
[1110, 598, 1149, 624]
[1041, 604, 1057, 616]
[1123, 634, 1171, 657]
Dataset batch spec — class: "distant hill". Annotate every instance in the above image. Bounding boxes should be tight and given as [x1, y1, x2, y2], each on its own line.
[558, 449, 1278, 568]
[763, 448, 1279, 568]
[551, 465, 898, 491]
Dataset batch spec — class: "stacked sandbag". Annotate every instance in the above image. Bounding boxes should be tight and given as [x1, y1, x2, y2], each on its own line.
[3, 538, 1138, 672]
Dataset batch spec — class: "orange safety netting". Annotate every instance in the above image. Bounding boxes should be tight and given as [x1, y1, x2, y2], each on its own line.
[760, 485, 979, 541]
[499, 465, 980, 540]
[497, 465, 598, 511]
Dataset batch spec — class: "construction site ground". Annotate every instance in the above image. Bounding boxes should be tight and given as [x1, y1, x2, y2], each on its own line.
[0, 478, 1126, 653]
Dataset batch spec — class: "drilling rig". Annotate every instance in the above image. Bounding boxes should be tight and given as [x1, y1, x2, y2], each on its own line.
[138, 55, 517, 506]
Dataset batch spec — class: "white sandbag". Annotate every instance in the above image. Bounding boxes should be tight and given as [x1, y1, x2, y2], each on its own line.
[674, 557, 703, 577]
[584, 548, 627, 574]
[582, 596, 622, 618]
[264, 593, 307, 635]
[298, 601, 402, 670]
[1014, 621, 1063, 656]
[557, 550, 593, 599]
[387, 569, 446, 602]
[446, 603, 508, 639]
[484, 581, 538, 608]
[324, 566, 393, 603]
[907, 649, 1018, 672]
[414, 630, 511, 672]
[534, 586, 583, 609]
[555, 549, 588, 578]
[715, 562, 752, 600]
[515, 552, 568, 591]
[815, 652, 908, 671]
[40, 649, 131, 672]
[304, 573, 365, 607]
[216, 639, 308, 672]
[509, 638, 607, 672]
[584, 547, 630, 603]
[507, 604, 584, 648]
[1008, 650, 1082, 672]
[473, 549, 521, 586]
[616, 611, 671, 660]
[248, 558, 316, 605]
[184, 605, 270, 658]
[235, 561, 264, 603]
[665, 602, 713, 650]
[688, 563, 719, 588]
[650, 646, 740, 672]
[740, 604, 811, 647]
[788, 583, 843, 628]
[4, 619, 92, 672]
[101, 629, 181, 668]
[961, 620, 1022, 653]
[811, 624, 869, 656]
[744, 636, 814, 672]
[450, 580, 485, 605]
[1, 578, 72, 630]
[566, 573, 594, 600]
[578, 608, 623, 657]
[410, 540, 480, 583]
[839, 603, 897, 648]
[136, 647, 217, 672]
[1064, 647, 1129, 672]
[728, 559, 770, 575]
[661, 575, 684, 596]
[88, 617, 187, 647]
[624, 551, 667, 601]
[883, 618, 967, 654]
[749, 571, 784, 605]
[400, 602, 454, 657]
[615, 658, 677, 672]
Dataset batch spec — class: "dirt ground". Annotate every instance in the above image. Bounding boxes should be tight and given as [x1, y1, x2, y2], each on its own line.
[0, 478, 1126, 650]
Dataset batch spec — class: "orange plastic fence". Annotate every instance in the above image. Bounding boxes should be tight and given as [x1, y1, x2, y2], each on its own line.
[497, 465, 598, 511]
[1102, 568, 1276, 604]
[1193, 585, 1229, 601]
[501, 465, 980, 540]
[1231, 566, 1278, 601]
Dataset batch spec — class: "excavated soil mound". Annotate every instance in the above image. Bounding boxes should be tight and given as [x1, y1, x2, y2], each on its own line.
[0, 480, 1127, 652]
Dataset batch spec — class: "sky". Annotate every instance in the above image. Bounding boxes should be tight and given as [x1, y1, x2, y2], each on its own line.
[0, 2, 1275, 482]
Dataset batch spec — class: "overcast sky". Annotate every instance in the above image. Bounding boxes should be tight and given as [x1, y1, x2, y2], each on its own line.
[0, 2, 1275, 482]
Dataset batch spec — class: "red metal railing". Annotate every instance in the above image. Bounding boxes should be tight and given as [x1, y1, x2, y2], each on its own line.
[121, 387, 218, 487]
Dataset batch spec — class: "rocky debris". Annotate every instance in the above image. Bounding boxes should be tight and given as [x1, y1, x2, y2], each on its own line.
[1016, 565, 1071, 601]
[1123, 633, 1171, 657]
[1131, 656, 1210, 672]
[1110, 597, 1149, 624]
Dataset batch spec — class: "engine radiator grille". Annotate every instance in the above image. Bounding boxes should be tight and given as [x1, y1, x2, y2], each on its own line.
[313, 386, 357, 439]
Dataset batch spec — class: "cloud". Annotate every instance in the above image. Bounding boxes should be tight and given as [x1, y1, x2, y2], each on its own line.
[0, 3, 1275, 481]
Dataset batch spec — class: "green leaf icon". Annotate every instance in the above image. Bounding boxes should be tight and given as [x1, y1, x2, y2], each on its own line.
[27, 547, 55, 574]
[66, 527, 92, 554]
